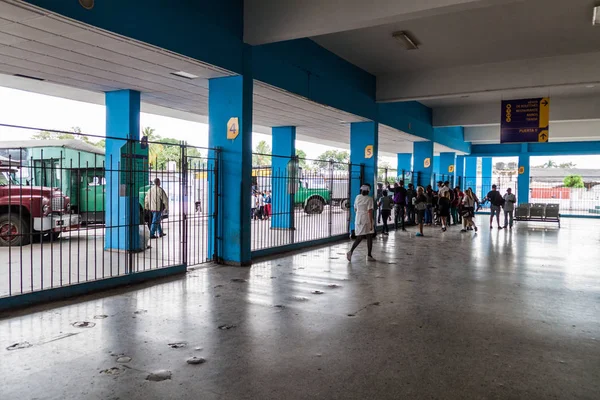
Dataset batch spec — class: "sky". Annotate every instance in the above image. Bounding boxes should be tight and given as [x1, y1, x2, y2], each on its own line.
[0, 86, 350, 162]
[0, 86, 595, 169]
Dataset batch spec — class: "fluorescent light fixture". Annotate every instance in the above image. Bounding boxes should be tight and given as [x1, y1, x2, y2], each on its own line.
[14, 74, 45, 81]
[594, 6, 600, 26]
[585, 84, 596, 88]
[170, 71, 199, 79]
[392, 31, 419, 50]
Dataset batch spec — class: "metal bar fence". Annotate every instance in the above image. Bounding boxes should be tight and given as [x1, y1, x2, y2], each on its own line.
[529, 175, 600, 216]
[250, 153, 357, 252]
[0, 125, 217, 299]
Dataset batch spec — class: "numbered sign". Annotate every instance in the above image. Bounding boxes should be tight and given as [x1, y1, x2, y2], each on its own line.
[448, 165, 455, 173]
[424, 158, 431, 168]
[518, 166, 525, 175]
[364, 145, 374, 159]
[227, 117, 240, 140]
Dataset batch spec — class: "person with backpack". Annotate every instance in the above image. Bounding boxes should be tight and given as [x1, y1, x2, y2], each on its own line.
[392, 181, 407, 231]
[378, 189, 393, 236]
[414, 186, 427, 237]
[485, 184, 504, 229]
[461, 188, 478, 233]
[503, 187, 517, 229]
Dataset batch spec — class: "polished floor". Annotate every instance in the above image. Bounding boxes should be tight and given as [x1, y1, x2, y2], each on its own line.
[1, 217, 599, 399]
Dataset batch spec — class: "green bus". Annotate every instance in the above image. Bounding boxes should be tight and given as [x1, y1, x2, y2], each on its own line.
[0, 140, 152, 224]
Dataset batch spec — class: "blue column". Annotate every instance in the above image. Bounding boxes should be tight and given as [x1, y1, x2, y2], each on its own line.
[481, 157, 493, 200]
[440, 152, 456, 185]
[208, 73, 253, 266]
[105, 90, 141, 251]
[413, 141, 434, 187]
[271, 126, 296, 229]
[518, 154, 530, 204]
[455, 155, 465, 188]
[350, 121, 378, 231]
[464, 157, 477, 192]
[396, 153, 412, 178]
[433, 155, 440, 180]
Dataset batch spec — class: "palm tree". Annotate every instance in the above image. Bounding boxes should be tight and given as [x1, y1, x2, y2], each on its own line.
[142, 127, 162, 169]
[544, 159, 557, 168]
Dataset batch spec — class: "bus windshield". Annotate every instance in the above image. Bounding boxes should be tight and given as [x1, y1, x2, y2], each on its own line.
[0, 171, 18, 186]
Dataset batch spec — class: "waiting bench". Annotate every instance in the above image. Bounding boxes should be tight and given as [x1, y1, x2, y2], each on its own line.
[514, 203, 561, 228]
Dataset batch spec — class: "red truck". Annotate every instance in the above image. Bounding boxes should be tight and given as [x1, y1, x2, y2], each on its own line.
[0, 157, 80, 246]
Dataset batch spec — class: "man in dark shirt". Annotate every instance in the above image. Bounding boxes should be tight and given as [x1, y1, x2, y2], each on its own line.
[485, 184, 504, 229]
[392, 181, 407, 231]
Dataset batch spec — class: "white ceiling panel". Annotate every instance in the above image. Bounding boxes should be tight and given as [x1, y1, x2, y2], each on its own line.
[21, 16, 84, 36]
[0, 1, 41, 23]
[0, 31, 27, 46]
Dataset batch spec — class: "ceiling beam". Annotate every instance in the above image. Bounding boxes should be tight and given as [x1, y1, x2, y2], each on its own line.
[434, 96, 600, 127]
[244, 0, 520, 45]
[377, 52, 600, 103]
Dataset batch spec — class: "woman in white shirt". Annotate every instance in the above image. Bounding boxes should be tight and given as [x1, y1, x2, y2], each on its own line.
[347, 185, 376, 262]
[461, 188, 478, 232]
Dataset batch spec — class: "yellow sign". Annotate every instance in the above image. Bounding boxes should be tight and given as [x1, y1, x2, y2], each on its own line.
[424, 158, 431, 168]
[448, 165, 455, 173]
[518, 166, 525, 175]
[364, 145, 374, 159]
[227, 117, 239, 140]
[538, 130, 549, 142]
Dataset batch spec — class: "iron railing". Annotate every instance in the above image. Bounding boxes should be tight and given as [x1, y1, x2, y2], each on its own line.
[0, 125, 218, 299]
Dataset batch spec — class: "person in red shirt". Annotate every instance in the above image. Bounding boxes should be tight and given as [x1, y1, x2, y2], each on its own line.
[452, 186, 464, 225]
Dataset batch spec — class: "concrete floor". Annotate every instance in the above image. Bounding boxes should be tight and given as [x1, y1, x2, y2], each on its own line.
[1, 216, 599, 399]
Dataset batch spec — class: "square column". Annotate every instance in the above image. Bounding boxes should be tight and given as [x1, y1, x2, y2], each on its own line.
[350, 121, 378, 231]
[439, 152, 456, 186]
[271, 126, 296, 229]
[517, 154, 530, 204]
[413, 141, 434, 187]
[481, 157, 493, 199]
[464, 157, 477, 193]
[396, 153, 412, 178]
[433, 155, 440, 179]
[105, 90, 142, 252]
[455, 155, 465, 188]
[208, 74, 253, 266]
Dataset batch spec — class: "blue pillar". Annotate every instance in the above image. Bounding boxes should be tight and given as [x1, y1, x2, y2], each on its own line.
[396, 153, 412, 178]
[455, 155, 465, 188]
[105, 90, 141, 251]
[350, 121, 378, 231]
[481, 157, 493, 200]
[433, 155, 440, 180]
[413, 141, 434, 187]
[518, 154, 530, 204]
[208, 72, 253, 266]
[439, 152, 456, 185]
[271, 126, 296, 229]
[464, 157, 477, 192]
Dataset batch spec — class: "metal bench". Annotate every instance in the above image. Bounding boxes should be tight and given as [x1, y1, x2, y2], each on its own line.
[514, 203, 560, 228]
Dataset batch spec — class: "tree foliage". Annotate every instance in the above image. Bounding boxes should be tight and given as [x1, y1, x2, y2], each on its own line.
[31, 126, 105, 148]
[296, 148, 310, 170]
[314, 150, 350, 171]
[563, 174, 584, 188]
[252, 140, 272, 166]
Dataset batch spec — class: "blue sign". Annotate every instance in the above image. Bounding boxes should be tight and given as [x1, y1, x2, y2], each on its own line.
[500, 98, 549, 143]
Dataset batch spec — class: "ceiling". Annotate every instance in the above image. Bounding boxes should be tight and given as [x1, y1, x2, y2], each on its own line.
[313, 0, 600, 76]
[0, 1, 424, 156]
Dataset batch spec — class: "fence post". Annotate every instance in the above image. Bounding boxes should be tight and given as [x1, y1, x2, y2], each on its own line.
[180, 142, 188, 267]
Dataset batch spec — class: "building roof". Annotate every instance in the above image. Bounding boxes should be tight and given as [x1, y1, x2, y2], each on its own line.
[0, 140, 104, 156]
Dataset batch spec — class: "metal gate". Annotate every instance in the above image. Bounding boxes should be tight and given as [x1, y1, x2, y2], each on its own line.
[0, 125, 219, 305]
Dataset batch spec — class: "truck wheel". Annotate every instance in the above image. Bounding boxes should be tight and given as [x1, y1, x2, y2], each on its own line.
[0, 214, 30, 247]
[305, 198, 325, 215]
[340, 199, 350, 210]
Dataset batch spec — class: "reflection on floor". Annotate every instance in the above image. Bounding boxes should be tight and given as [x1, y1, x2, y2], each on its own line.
[1, 217, 599, 399]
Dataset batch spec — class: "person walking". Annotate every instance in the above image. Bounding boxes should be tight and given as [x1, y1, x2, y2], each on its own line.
[264, 190, 272, 220]
[485, 184, 504, 229]
[144, 178, 169, 239]
[406, 183, 416, 225]
[461, 188, 478, 232]
[438, 191, 451, 232]
[378, 189, 393, 236]
[347, 184, 376, 262]
[376, 183, 384, 224]
[503, 187, 517, 229]
[414, 186, 427, 237]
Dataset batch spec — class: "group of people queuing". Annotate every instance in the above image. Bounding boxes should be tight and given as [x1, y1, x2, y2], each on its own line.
[251, 190, 272, 221]
[347, 180, 518, 261]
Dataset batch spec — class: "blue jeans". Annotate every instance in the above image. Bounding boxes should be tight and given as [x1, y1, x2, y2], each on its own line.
[425, 206, 433, 224]
[150, 211, 163, 237]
